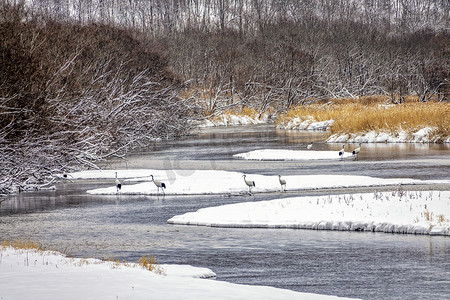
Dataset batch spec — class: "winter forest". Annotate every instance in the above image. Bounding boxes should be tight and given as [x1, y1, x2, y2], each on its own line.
[1, 0, 449, 193]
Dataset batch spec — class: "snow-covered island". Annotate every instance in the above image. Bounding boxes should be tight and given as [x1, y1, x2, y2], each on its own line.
[168, 190, 450, 236]
[73, 169, 447, 196]
[233, 149, 355, 160]
[0, 246, 356, 300]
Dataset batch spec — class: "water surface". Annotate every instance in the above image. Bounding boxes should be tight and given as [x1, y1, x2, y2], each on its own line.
[1, 125, 449, 300]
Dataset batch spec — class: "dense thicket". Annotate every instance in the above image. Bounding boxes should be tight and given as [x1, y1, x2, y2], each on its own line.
[169, 21, 448, 116]
[0, 2, 193, 193]
[25, 0, 450, 34]
[23, 0, 449, 114]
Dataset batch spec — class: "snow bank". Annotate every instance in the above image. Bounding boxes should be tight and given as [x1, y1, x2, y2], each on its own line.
[72, 169, 445, 196]
[277, 117, 334, 131]
[200, 113, 271, 127]
[168, 191, 450, 236]
[0, 247, 357, 300]
[276, 115, 448, 143]
[234, 149, 354, 160]
[327, 127, 447, 143]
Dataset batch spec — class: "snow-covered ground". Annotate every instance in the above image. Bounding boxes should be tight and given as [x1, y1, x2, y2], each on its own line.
[277, 117, 333, 131]
[279, 117, 449, 143]
[0, 247, 356, 300]
[199, 113, 449, 142]
[327, 127, 449, 143]
[168, 190, 450, 236]
[200, 113, 271, 127]
[234, 149, 355, 160]
[69, 169, 447, 196]
[280, 117, 450, 143]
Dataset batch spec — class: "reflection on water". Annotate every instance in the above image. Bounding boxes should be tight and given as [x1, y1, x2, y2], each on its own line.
[130, 125, 450, 162]
[101, 125, 450, 180]
[1, 125, 449, 300]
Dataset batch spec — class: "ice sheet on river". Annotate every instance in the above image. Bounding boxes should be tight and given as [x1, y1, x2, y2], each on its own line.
[72, 169, 448, 196]
[168, 191, 450, 236]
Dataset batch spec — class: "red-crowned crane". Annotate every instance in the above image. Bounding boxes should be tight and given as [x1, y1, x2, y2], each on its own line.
[150, 175, 166, 195]
[115, 172, 122, 193]
[278, 175, 286, 192]
[352, 143, 361, 160]
[338, 144, 345, 159]
[307, 142, 313, 150]
[243, 174, 255, 194]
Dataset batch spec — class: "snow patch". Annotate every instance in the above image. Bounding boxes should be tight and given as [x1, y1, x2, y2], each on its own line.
[278, 117, 333, 131]
[168, 191, 450, 236]
[0, 247, 356, 299]
[234, 149, 354, 160]
[72, 169, 448, 196]
[327, 127, 446, 143]
[199, 113, 271, 127]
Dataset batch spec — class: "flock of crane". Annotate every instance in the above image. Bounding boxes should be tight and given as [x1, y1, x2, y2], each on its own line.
[339, 143, 361, 159]
[115, 172, 166, 194]
[307, 142, 361, 159]
[114, 143, 361, 195]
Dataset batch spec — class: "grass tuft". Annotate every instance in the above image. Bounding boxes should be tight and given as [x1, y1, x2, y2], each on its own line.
[138, 255, 158, 271]
[437, 214, 446, 224]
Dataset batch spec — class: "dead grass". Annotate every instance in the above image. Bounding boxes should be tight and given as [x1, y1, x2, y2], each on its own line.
[138, 255, 158, 271]
[437, 214, 447, 224]
[224, 107, 260, 117]
[1, 239, 44, 251]
[1, 239, 165, 274]
[208, 106, 264, 123]
[138, 255, 165, 274]
[277, 100, 449, 140]
[424, 210, 433, 221]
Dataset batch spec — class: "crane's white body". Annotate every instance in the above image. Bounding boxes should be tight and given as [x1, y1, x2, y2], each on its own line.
[150, 175, 166, 195]
[243, 175, 255, 194]
[306, 142, 313, 150]
[352, 143, 361, 159]
[115, 172, 121, 193]
[338, 145, 345, 158]
[278, 175, 286, 192]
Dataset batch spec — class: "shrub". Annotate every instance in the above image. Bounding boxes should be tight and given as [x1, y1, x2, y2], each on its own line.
[0, 3, 194, 193]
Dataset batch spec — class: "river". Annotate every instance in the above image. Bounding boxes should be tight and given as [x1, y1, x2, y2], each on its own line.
[1, 125, 449, 300]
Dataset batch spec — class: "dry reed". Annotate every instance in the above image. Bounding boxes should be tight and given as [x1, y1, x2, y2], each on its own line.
[278, 100, 449, 140]
[1, 239, 44, 251]
[138, 255, 157, 271]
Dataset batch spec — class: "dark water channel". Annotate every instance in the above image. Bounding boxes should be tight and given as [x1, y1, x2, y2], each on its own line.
[1, 125, 449, 300]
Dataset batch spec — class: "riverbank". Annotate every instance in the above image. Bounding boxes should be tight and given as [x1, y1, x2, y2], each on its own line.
[0, 246, 357, 300]
[200, 102, 450, 143]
